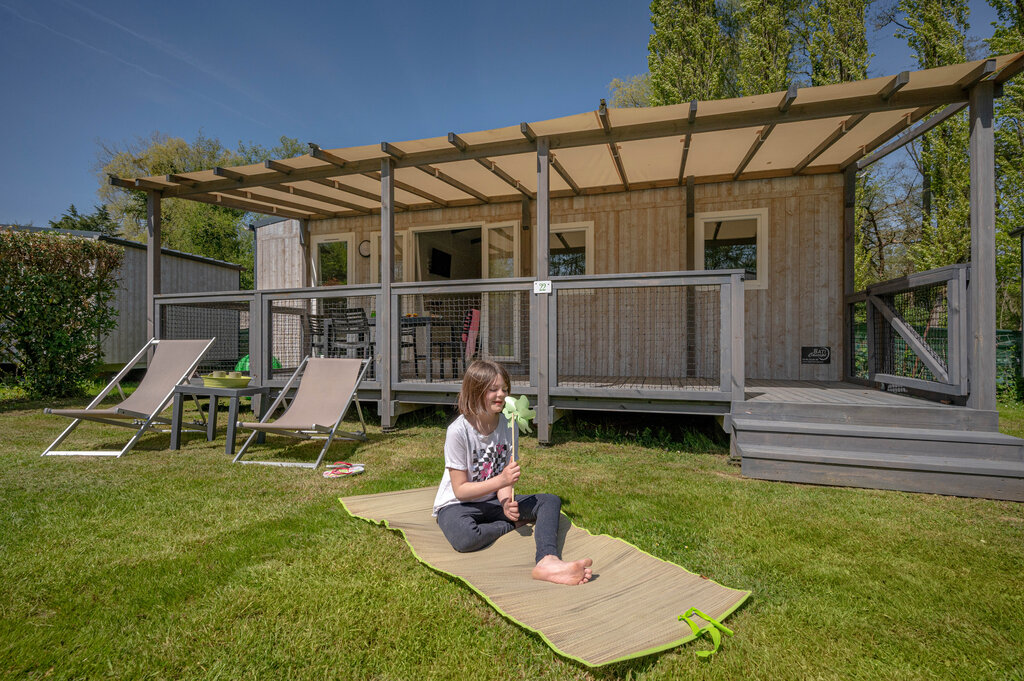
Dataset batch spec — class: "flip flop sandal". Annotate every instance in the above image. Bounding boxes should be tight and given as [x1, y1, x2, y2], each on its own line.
[323, 462, 365, 478]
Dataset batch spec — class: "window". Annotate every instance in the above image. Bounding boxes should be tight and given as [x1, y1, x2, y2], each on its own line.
[369, 231, 409, 283]
[310, 233, 354, 286]
[695, 208, 768, 290]
[550, 222, 594, 276]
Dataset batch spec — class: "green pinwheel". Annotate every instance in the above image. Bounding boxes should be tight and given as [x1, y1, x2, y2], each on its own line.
[502, 395, 536, 434]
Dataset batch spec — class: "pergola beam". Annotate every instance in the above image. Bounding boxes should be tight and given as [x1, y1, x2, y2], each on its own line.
[550, 154, 581, 195]
[419, 165, 490, 203]
[733, 124, 775, 180]
[213, 166, 247, 182]
[880, 71, 910, 101]
[365, 171, 449, 207]
[447, 132, 468, 152]
[520, 122, 537, 143]
[191, 192, 324, 220]
[221, 189, 353, 216]
[307, 178, 409, 210]
[381, 142, 405, 160]
[778, 84, 798, 112]
[308, 143, 348, 168]
[598, 99, 629, 190]
[474, 158, 534, 198]
[263, 159, 294, 174]
[165, 173, 198, 186]
[857, 104, 961, 169]
[793, 114, 866, 174]
[843, 105, 935, 170]
[957, 59, 996, 90]
[278, 185, 373, 214]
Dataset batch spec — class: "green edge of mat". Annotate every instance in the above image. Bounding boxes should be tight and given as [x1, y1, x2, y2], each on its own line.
[339, 496, 752, 668]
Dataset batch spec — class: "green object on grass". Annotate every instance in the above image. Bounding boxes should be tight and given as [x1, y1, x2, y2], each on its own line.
[678, 607, 734, 659]
[234, 355, 281, 372]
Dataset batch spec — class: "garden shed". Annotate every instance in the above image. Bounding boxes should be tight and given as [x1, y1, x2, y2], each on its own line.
[114, 53, 1024, 500]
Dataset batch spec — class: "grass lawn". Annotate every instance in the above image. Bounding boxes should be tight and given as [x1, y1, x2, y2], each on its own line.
[1, 385, 1022, 680]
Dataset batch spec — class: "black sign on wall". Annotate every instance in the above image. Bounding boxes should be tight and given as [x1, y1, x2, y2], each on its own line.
[801, 346, 831, 364]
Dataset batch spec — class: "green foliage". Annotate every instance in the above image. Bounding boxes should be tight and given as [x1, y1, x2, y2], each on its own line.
[48, 204, 120, 237]
[647, 0, 738, 104]
[97, 132, 304, 290]
[807, 0, 871, 85]
[988, 0, 1024, 330]
[0, 230, 122, 397]
[607, 73, 652, 107]
[736, 0, 795, 95]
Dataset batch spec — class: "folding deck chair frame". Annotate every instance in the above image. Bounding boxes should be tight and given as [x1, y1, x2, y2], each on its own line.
[42, 337, 215, 458]
[232, 356, 369, 469]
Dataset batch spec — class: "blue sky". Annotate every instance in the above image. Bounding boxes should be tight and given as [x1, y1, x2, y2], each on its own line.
[0, 0, 1001, 227]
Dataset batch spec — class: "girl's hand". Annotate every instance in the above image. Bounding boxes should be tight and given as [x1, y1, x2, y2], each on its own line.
[500, 460, 520, 486]
[502, 498, 520, 522]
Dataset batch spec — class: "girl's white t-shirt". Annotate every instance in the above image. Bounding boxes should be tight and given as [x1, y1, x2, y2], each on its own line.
[432, 414, 515, 516]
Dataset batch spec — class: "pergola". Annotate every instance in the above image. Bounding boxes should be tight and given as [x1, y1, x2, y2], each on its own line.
[115, 52, 1024, 415]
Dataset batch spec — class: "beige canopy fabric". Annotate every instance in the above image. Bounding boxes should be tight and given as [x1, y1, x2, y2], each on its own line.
[120, 53, 1023, 220]
[341, 487, 751, 667]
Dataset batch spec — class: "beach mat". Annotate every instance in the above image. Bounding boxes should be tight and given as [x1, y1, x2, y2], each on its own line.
[340, 487, 751, 666]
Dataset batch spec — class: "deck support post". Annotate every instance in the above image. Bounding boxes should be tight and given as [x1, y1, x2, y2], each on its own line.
[843, 167, 856, 381]
[299, 219, 311, 288]
[685, 175, 696, 378]
[379, 159, 396, 430]
[536, 137, 552, 444]
[146, 191, 161, 364]
[968, 80, 996, 411]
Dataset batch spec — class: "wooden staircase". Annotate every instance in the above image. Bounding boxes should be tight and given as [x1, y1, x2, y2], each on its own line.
[730, 400, 1024, 502]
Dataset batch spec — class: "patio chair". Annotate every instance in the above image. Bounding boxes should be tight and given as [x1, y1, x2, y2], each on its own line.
[431, 308, 480, 379]
[232, 356, 369, 469]
[42, 337, 215, 458]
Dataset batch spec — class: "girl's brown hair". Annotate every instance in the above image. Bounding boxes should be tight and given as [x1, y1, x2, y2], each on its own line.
[458, 360, 510, 418]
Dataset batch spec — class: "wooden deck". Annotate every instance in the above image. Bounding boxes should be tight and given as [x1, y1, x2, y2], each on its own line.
[743, 379, 957, 406]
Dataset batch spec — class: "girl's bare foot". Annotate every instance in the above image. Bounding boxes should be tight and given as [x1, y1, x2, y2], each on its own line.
[532, 555, 593, 585]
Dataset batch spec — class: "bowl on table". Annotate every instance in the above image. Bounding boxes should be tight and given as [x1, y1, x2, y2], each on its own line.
[201, 371, 252, 388]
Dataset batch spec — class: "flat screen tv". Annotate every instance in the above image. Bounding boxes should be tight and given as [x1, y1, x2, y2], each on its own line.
[428, 248, 452, 278]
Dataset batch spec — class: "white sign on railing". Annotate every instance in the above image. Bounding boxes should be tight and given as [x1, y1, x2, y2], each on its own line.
[533, 280, 552, 294]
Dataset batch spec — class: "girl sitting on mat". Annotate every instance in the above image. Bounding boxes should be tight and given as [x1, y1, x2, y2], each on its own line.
[432, 359, 593, 586]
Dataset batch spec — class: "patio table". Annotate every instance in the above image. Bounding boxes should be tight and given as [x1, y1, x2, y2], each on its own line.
[170, 382, 269, 455]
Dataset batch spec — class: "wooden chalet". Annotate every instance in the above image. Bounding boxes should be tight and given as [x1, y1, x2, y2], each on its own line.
[114, 54, 1024, 501]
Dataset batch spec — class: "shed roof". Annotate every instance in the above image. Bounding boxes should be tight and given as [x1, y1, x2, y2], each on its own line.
[117, 53, 1024, 221]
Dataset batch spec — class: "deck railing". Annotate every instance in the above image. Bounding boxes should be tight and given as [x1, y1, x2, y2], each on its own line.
[154, 269, 746, 426]
[845, 264, 969, 396]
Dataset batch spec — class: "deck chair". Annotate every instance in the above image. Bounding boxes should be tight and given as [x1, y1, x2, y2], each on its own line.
[42, 337, 215, 458]
[232, 357, 369, 469]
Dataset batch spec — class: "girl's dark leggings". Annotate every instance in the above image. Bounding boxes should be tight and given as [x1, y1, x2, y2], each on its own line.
[436, 493, 561, 564]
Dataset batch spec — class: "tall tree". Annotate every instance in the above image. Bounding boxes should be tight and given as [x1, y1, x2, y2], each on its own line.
[736, 0, 795, 95]
[647, 0, 738, 103]
[884, 0, 972, 273]
[807, 0, 872, 86]
[988, 0, 1024, 329]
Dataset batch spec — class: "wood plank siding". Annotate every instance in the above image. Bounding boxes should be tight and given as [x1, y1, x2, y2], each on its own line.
[256, 174, 844, 381]
[108, 246, 240, 366]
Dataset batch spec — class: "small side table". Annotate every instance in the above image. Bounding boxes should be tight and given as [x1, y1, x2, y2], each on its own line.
[170, 383, 269, 455]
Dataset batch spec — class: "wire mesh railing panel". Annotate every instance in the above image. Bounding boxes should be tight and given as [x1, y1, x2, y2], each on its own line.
[872, 282, 949, 383]
[556, 285, 721, 390]
[269, 295, 377, 380]
[848, 300, 868, 380]
[159, 302, 250, 374]
[396, 291, 531, 386]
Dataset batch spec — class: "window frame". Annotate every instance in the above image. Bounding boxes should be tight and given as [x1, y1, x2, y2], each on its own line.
[549, 221, 594, 276]
[694, 208, 768, 290]
[310, 232, 355, 287]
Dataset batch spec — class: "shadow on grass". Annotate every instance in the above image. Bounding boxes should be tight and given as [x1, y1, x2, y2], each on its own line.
[548, 411, 730, 454]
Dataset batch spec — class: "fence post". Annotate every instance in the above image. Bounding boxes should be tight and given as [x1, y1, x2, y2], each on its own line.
[730, 272, 745, 404]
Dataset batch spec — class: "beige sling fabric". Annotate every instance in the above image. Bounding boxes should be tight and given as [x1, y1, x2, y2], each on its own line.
[341, 487, 751, 667]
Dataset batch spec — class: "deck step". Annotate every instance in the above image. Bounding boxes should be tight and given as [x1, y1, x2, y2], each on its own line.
[734, 401, 998, 431]
[731, 418, 1024, 461]
[738, 444, 1024, 502]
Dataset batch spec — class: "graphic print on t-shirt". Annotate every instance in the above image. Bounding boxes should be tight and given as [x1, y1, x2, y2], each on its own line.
[469, 442, 509, 482]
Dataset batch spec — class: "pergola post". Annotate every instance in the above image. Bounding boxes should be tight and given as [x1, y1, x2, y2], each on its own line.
[843, 167, 857, 380]
[536, 137, 551, 444]
[968, 80, 996, 411]
[379, 159, 396, 430]
[146, 191, 161, 361]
